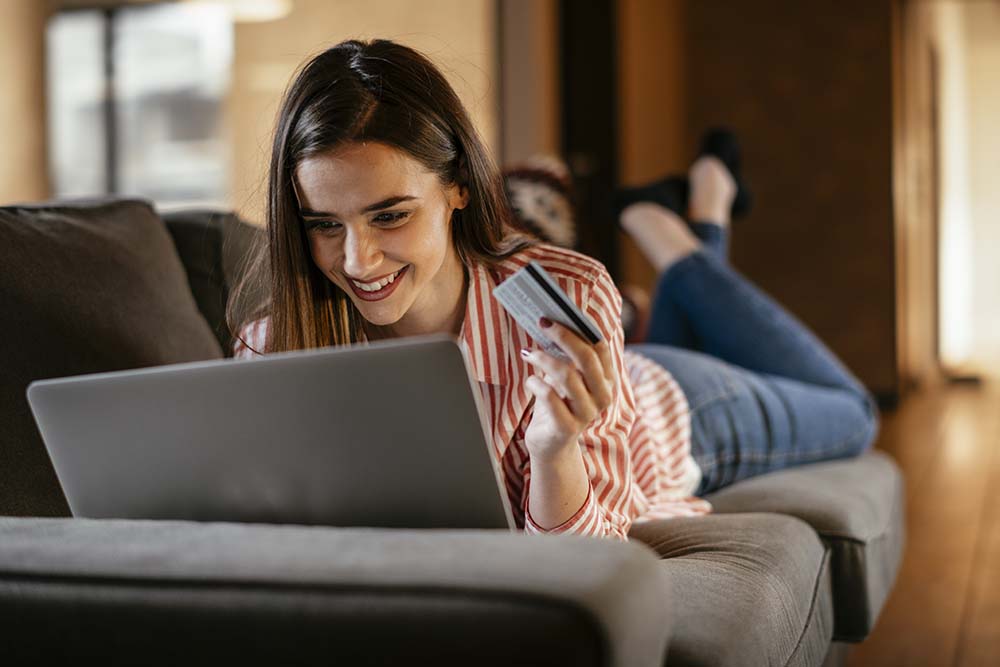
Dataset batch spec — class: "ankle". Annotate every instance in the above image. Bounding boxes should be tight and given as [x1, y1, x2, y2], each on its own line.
[688, 205, 731, 228]
[657, 244, 699, 275]
[620, 202, 701, 274]
[688, 156, 736, 227]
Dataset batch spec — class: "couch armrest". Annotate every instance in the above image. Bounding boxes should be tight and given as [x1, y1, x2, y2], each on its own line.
[705, 450, 906, 641]
[0, 518, 670, 667]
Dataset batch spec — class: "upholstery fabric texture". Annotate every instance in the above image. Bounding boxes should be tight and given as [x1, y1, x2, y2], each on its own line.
[0, 518, 671, 667]
[161, 209, 264, 355]
[630, 513, 834, 667]
[0, 200, 223, 517]
[705, 451, 905, 641]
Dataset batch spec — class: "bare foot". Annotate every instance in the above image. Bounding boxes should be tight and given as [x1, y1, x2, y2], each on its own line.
[688, 156, 737, 226]
[619, 202, 701, 273]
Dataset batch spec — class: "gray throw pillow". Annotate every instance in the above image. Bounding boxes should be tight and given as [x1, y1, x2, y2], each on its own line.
[0, 199, 223, 517]
[161, 209, 265, 356]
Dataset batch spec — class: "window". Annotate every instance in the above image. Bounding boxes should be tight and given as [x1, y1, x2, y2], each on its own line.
[46, 2, 232, 207]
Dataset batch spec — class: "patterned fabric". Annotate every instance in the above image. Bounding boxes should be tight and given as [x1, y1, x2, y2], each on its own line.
[234, 243, 710, 541]
[502, 155, 576, 248]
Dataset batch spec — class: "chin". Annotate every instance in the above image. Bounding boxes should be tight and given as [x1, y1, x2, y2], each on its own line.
[365, 314, 400, 328]
[356, 302, 405, 326]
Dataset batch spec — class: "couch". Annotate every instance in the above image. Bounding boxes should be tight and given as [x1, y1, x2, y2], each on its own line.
[0, 199, 905, 666]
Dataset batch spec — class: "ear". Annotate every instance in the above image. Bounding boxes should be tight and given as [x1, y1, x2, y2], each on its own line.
[447, 183, 470, 211]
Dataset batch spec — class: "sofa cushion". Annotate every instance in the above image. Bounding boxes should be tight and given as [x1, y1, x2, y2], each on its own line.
[630, 513, 833, 667]
[0, 199, 223, 517]
[0, 518, 671, 667]
[160, 209, 265, 356]
[704, 450, 905, 641]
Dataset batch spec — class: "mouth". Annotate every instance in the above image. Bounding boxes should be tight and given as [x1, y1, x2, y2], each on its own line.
[347, 265, 409, 302]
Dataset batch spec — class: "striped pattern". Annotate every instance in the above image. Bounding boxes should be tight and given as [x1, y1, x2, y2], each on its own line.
[235, 243, 710, 541]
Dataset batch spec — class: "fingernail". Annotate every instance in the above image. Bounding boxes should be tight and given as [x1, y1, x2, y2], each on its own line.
[520, 348, 531, 358]
[539, 317, 552, 328]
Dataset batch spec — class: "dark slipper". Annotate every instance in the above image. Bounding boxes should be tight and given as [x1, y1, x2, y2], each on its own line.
[612, 174, 689, 222]
[697, 126, 753, 219]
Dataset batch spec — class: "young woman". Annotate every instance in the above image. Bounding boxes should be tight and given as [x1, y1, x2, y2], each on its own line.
[231, 39, 879, 542]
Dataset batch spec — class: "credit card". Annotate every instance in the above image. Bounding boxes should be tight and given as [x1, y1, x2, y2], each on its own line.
[492, 261, 604, 361]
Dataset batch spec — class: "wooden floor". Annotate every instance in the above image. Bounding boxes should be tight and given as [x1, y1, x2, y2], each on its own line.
[847, 380, 1000, 666]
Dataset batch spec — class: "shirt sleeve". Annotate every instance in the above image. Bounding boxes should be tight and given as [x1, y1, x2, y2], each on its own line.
[521, 265, 638, 541]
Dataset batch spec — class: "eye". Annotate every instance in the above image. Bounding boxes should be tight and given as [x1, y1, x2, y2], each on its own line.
[373, 211, 410, 225]
[308, 220, 341, 233]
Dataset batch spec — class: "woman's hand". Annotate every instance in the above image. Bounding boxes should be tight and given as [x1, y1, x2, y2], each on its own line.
[521, 318, 616, 462]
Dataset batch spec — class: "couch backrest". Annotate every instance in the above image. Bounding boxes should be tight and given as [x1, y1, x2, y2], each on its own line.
[160, 209, 265, 356]
[0, 199, 228, 516]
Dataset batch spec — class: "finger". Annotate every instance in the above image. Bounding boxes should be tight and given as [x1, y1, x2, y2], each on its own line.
[539, 319, 608, 398]
[593, 337, 614, 383]
[525, 374, 577, 424]
[523, 351, 600, 421]
[590, 340, 615, 409]
[522, 348, 582, 399]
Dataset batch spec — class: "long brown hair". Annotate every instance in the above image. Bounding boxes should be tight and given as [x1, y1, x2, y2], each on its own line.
[228, 39, 537, 354]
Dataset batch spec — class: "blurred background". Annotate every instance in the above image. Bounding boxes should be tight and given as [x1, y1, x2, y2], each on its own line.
[1, 2, 998, 663]
[5, 0, 1000, 397]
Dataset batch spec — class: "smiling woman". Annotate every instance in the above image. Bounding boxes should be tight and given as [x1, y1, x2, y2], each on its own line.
[227, 39, 679, 538]
[227, 39, 536, 353]
[294, 141, 471, 340]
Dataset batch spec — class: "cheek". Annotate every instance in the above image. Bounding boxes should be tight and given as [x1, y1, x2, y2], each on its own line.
[392, 216, 450, 264]
[411, 236, 451, 277]
[307, 236, 338, 271]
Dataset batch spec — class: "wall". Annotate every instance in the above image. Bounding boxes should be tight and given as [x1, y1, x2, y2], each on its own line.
[933, 2, 976, 375]
[864, 0, 1000, 385]
[499, 0, 559, 164]
[964, 2, 1000, 372]
[226, 0, 499, 225]
[0, 1, 50, 204]
[613, 0, 898, 396]
[683, 0, 899, 398]
[616, 0, 688, 291]
[894, 0, 941, 389]
[899, 0, 1000, 379]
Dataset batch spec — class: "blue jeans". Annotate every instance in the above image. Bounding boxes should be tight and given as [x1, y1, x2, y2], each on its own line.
[625, 221, 880, 496]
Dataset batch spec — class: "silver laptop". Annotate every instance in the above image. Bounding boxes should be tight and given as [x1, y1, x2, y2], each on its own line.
[26, 334, 515, 530]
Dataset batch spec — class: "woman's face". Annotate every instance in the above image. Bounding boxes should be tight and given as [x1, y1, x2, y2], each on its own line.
[295, 141, 469, 337]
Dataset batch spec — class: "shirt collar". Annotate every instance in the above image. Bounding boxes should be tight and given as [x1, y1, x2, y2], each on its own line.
[458, 261, 510, 386]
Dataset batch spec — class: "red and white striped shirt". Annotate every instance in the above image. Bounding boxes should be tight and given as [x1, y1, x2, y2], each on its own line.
[235, 243, 711, 540]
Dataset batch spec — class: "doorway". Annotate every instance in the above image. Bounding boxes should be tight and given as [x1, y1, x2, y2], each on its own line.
[896, 0, 1000, 384]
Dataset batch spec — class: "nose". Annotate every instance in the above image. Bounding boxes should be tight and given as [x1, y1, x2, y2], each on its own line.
[341, 225, 384, 279]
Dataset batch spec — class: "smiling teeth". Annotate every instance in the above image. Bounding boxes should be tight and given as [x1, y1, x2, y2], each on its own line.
[352, 269, 402, 292]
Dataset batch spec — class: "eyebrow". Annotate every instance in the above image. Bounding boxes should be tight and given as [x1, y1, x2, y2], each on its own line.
[299, 195, 418, 219]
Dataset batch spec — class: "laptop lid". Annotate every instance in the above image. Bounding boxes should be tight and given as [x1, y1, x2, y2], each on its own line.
[27, 334, 514, 530]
